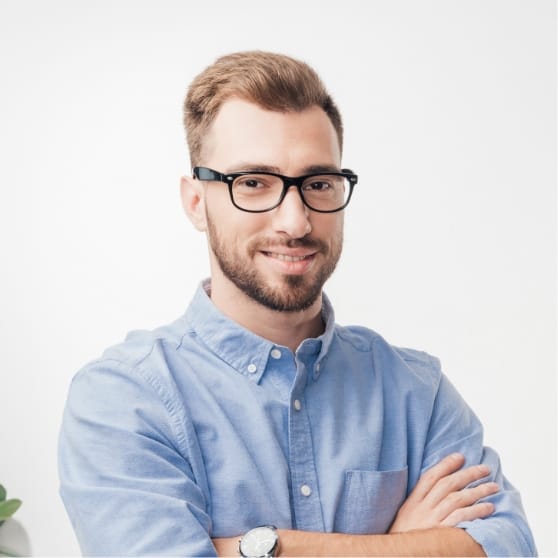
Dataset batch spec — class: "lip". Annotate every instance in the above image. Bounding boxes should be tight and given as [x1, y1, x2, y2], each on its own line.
[259, 249, 317, 274]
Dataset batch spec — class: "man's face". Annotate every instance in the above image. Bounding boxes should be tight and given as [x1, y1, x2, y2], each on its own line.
[198, 97, 344, 313]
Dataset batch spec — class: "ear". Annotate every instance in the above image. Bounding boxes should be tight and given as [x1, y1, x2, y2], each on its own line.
[180, 175, 208, 231]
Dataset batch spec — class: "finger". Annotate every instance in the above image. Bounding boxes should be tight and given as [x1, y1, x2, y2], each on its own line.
[440, 501, 495, 527]
[410, 453, 466, 501]
[436, 482, 499, 519]
[424, 463, 492, 506]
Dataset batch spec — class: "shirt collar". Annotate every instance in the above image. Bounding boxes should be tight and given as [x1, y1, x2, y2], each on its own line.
[183, 279, 336, 383]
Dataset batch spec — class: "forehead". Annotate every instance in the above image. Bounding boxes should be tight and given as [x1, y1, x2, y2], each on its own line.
[201, 98, 341, 173]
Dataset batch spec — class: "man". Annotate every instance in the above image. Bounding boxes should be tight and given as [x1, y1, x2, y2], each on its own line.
[58, 51, 536, 556]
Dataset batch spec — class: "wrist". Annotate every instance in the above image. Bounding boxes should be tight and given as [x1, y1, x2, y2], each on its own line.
[239, 525, 279, 557]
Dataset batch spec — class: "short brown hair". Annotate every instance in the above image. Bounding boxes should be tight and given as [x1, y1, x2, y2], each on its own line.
[183, 50, 343, 167]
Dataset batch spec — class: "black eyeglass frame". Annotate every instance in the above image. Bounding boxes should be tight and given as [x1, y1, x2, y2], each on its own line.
[193, 166, 358, 213]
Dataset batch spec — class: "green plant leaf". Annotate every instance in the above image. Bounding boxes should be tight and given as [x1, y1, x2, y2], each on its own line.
[0, 500, 22, 520]
[0, 486, 6, 502]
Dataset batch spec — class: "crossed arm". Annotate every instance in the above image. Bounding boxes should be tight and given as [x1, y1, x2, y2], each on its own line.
[212, 453, 499, 557]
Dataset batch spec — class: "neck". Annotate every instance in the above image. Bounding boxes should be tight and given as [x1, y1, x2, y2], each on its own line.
[208, 277, 325, 352]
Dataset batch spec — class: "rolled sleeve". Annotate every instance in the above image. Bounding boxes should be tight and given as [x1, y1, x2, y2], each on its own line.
[423, 373, 537, 556]
[58, 359, 216, 557]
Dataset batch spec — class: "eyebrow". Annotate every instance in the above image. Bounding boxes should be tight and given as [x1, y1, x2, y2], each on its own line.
[225, 163, 342, 175]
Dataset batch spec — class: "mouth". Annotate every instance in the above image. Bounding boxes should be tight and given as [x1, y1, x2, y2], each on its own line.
[259, 249, 317, 274]
[262, 251, 315, 262]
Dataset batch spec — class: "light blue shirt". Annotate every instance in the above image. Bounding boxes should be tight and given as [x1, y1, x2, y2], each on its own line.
[58, 280, 536, 556]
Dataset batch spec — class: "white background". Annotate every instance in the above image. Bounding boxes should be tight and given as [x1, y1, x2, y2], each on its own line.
[0, 0, 555, 555]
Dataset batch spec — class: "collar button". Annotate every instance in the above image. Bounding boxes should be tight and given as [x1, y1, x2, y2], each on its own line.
[270, 348, 282, 359]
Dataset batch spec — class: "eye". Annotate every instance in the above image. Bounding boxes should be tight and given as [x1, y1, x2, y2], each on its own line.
[234, 174, 275, 189]
[303, 179, 333, 192]
[237, 177, 262, 188]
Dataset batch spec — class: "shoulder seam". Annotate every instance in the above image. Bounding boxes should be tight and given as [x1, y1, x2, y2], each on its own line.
[94, 356, 192, 463]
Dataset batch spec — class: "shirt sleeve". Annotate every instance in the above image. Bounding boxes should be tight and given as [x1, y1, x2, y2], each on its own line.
[58, 358, 217, 557]
[422, 368, 537, 557]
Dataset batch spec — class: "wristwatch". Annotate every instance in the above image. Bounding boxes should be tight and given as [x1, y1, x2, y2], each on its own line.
[239, 525, 279, 557]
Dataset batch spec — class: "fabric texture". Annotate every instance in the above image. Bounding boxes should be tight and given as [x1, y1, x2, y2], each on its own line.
[58, 280, 536, 556]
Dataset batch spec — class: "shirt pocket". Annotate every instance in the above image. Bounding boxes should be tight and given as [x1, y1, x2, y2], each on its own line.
[334, 467, 408, 534]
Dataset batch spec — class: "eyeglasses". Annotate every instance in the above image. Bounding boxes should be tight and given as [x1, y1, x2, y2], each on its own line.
[193, 166, 358, 213]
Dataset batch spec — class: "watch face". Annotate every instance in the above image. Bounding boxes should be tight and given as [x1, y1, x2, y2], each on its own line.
[240, 526, 278, 557]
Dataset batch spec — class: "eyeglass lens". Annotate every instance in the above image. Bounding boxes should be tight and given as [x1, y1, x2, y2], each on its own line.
[232, 174, 350, 211]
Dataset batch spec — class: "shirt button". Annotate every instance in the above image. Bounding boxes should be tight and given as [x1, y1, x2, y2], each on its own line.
[247, 363, 257, 374]
[270, 349, 282, 359]
[300, 484, 312, 497]
[293, 399, 302, 411]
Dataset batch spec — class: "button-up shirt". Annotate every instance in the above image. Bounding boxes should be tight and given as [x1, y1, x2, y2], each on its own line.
[58, 280, 536, 556]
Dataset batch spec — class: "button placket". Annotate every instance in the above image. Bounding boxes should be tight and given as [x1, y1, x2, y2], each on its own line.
[288, 360, 324, 531]
[300, 484, 312, 497]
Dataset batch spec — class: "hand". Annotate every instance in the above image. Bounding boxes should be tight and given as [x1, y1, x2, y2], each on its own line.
[389, 453, 499, 533]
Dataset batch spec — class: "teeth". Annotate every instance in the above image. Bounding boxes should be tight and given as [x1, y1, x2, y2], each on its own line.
[269, 253, 309, 262]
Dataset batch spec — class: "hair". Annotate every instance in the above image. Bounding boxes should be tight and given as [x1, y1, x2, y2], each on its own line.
[183, 50, 343, 167]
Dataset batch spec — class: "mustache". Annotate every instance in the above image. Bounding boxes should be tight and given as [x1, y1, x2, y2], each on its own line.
[255, 236, 327, 251]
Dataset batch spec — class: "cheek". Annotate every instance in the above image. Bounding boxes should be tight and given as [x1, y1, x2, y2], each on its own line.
[313, 214, 344, 240]
[206, 203, 268, 246]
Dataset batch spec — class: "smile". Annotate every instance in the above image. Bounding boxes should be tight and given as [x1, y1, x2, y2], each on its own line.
[262, 252, 314, 262]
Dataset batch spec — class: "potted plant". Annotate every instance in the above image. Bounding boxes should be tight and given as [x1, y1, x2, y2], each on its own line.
[0, 485, 22, 556]
[0, 486, 21, 528]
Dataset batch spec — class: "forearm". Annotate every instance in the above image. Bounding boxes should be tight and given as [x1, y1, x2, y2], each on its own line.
[213, 527, 486, 557]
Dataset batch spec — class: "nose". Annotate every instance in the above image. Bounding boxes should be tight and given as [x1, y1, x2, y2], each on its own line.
[271, 185, 312, 238]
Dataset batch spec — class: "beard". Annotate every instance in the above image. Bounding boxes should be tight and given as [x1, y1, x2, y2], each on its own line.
[206, 213, 342, 313]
